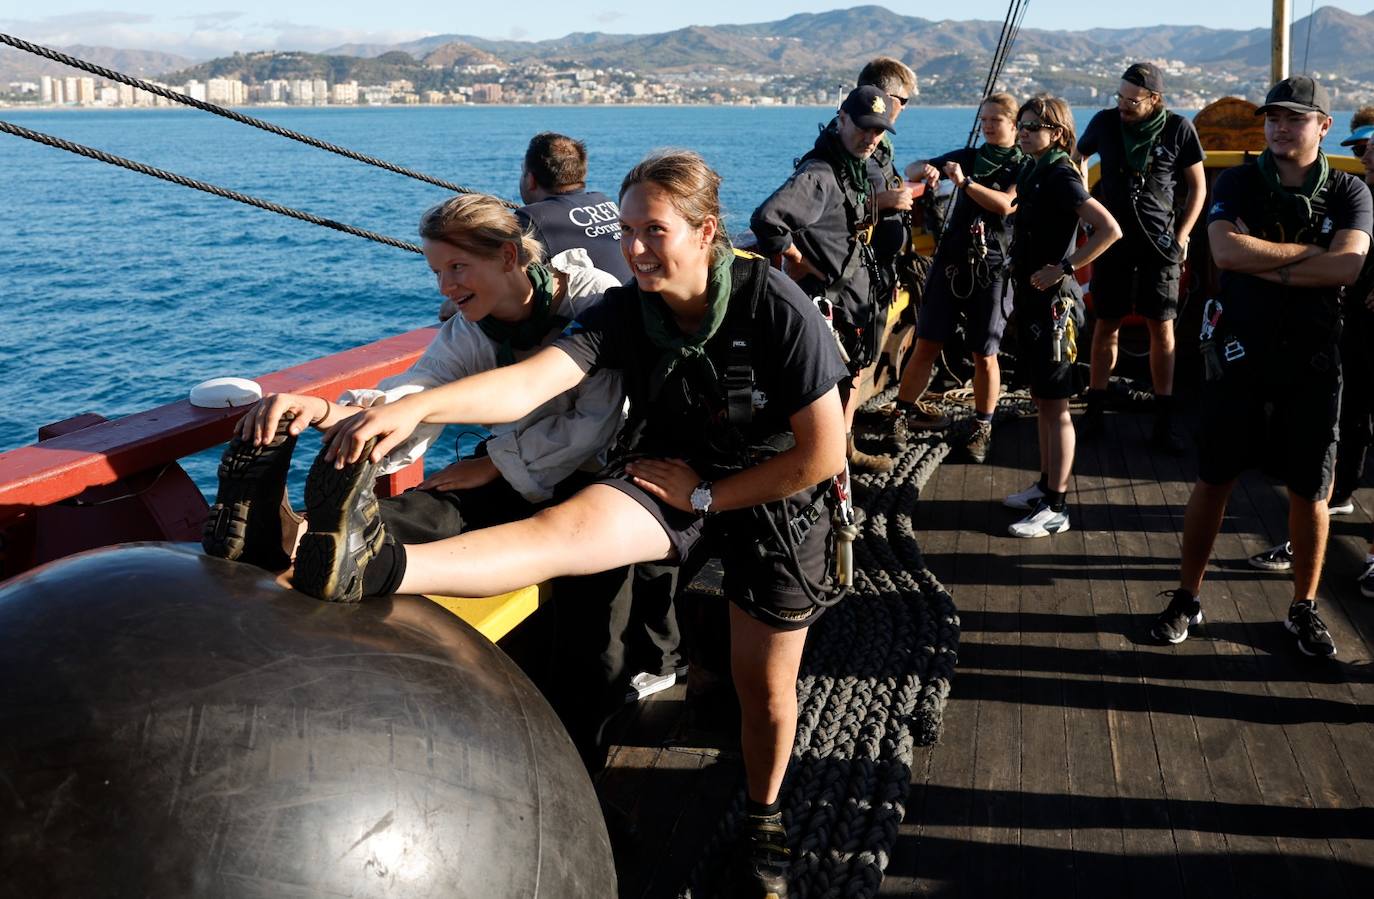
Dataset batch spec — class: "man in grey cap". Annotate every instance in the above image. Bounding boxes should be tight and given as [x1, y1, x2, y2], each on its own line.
[1078, 61, 1207, 453]
[1150, 76, 1372, 660]
[752, 84, 896, 470]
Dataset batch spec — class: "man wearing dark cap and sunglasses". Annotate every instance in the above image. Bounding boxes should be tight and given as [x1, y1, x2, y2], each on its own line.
[1151, 76, 1372, 660]
[752, 85, 897, 474]
[1078, 61, 1207, 454]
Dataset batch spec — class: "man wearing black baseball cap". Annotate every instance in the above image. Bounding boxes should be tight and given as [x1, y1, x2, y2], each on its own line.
[1078, 61, 1207, 453]
[752, 85, 896, 474]
[1150, 75, 1372, 660]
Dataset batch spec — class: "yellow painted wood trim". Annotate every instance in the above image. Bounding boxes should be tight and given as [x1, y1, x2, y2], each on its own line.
[425, 582, 548, 642]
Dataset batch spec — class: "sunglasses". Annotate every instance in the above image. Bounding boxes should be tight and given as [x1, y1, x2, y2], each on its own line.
[1354, 141, 1370, 156]
[890, 94, 910, 107]
[1017, 121, 1054, 133]
[1114, 92, 1155, 108]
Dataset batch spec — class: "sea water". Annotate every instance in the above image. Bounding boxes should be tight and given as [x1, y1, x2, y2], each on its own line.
[0, 104, 1355, 494]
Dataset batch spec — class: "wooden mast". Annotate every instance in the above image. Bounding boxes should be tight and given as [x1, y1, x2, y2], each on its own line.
[1272, 0, 1290, 82]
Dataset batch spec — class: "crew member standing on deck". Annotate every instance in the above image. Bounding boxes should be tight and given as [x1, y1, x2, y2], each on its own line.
[752, 85, 894, 473]
[1002, 96, 1121, 538]
[887, 91, 1023, 463]
[1077, 63, 1206, 453]
[1151, 77, 1371, 658]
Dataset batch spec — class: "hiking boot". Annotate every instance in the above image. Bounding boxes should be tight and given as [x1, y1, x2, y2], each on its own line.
[1150, 414, 1186, 455]
[887, 399, 951, 443]
[1356, 561, 1374, 599]
[1151, 588, 1203, 644]
[293, 440, 386, 603]
[1249, 541, 1294, 572]
[202, 412, 298, 570]
[1008, 501, 1070, 538]
[1003, 480, 1048, 511]
[966, 420, 993, 464]
[728, 812, 790, 899]
[624, 670, 677, 703]
[1328, 494, 1355, 516]
[847, 431, 894, 473]
[1286, 600, 1337, 658]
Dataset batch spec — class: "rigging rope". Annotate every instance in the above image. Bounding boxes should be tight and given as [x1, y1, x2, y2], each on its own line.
[0, 119, 423, 254]
[0, 31, 516, 208]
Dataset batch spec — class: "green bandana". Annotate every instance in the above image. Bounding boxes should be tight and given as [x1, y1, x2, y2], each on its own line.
[641, 252, 734, 400]
[972, 143, 1023, 181]
[477, 262, 564, 366]
[1016, 147, 1071, 195]
[1256, 148, 1330, 242]
[1120, 106, 1167, 174]
[821, 126, 871, 207]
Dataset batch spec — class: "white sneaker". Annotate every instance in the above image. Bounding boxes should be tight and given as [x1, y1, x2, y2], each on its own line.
[1009, 502, 1071, 538]
[1004, 481, 1048, 510]
[624, 670, 677, 703]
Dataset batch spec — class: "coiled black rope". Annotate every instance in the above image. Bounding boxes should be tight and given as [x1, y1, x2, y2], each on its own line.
[0, 119, 422, 253]
[0, 31, 515, 208]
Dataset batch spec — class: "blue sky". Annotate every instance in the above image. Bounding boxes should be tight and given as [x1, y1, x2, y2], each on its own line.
[3, 3, 1367, 59]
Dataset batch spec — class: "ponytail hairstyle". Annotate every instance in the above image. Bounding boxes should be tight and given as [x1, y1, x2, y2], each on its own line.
[619, 150, 732, 262]
[418, 194, 545, 267]
[1017, 95, 1077, 155]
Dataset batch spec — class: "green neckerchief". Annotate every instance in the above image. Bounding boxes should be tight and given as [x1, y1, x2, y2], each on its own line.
[478, 262, 564, 366]
[973, 142, 1023, 181]
[641, 252, 734, 400]
[818, 125, 872, 207]
[1256, 148, 1330, 242]
[1120, 106, 1167, 174]
[1016, 147, 1071, 195]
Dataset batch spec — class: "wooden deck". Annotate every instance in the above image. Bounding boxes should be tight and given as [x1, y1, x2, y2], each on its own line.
[597, 405, 1374, 898]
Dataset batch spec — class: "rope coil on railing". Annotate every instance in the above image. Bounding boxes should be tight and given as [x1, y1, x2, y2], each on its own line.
[0, 119, 423, 253]
[0, 31, 516, 208]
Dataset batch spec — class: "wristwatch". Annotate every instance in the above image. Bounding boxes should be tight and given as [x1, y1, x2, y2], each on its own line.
[1060, 259, 1075, 277]
[689, 481, 714, 517]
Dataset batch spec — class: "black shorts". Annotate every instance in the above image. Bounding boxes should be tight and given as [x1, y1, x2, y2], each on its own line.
[1013, 279, 1085, 401]
[918, 256, 1011, 356]
[1089, 240, 1181, 322]
[379, 478, 539, 545]
[1197, 359, 1341, 502]
[601, 476, 834, 631]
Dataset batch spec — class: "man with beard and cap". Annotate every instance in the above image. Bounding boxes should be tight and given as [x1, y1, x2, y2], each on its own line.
[751, 84, 895, 472]
[1078, 62, 1206, 453]
[1150, 76, 1371, 659]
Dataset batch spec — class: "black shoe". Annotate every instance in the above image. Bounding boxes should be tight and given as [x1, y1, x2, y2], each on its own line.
[1081, 401, 1105, 438]
[966, 420, 993, 464]
[1151, 415, 1186, 455]
[202, 413, 297, 570]
[1285, 600, 1337, 658]
[728, 812, 790, 899]
[293, 440, 386, 603]
[1150, 588, 1202, 644]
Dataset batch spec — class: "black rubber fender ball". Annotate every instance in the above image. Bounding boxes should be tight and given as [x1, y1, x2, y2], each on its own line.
[0, 543, 616, 898]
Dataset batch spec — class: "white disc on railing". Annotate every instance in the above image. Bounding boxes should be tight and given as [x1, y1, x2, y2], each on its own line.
[189, 377, 262, 408]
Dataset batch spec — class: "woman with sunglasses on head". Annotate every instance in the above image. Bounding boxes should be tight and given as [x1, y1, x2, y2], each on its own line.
[297, 150, 850, 899]
[1001, 96, 1122, 537]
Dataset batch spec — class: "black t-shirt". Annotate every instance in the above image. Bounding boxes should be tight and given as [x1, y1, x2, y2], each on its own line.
[867, 134, 907, 266]
[1207, 163, 1374, 353]
[1010, 159, 1091, 278]
[517, 191, 632, 281]
[929, 146, 1019, 265]
[1079, 109, 1205, 246]
[554, 262, 848, 473]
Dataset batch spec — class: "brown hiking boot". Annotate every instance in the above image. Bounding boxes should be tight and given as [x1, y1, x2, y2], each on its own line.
[966, 419, 993, 464]
[847, 432, 894, 473]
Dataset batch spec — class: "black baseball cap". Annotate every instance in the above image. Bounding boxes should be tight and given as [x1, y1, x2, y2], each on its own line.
[1256, 75, 1331, 116]
[840, 85, 896, 134]
[1122, 62, 1164, 94]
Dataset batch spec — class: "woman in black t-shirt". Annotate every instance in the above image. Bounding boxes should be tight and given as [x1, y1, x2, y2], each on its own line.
[305, 151, 849, 896]
[1003, 96, 1121, 538]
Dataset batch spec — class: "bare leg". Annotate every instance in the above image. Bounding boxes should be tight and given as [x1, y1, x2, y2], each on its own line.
[1146, 318, 1177, 398]
[895, 338, 944, 405]
[1179, 479, 1235, 595]
[1039, 397, 1074, 492]
[1288, 488, 1330, 602]
[1090, 318, 1122, 392]
[972, 352, 999, 417]
[396, 484, 672, 597]
[729, 604, 810, 804]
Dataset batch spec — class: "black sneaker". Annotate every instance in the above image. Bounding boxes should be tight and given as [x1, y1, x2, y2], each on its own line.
[728, 812, 790, 899]
[1150, 414, 1186, 455]
[202, 412, 298, 570]
[1285, 601, 1337, 658]
[1248, 541, 1293, 572]
[1328, 494, 1356, 516]
[1358, 561, 1374, 598]
[1081, 401, 1105, 438]
[1150, 588, 1203, 644]
[293, 440, 386, 603]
